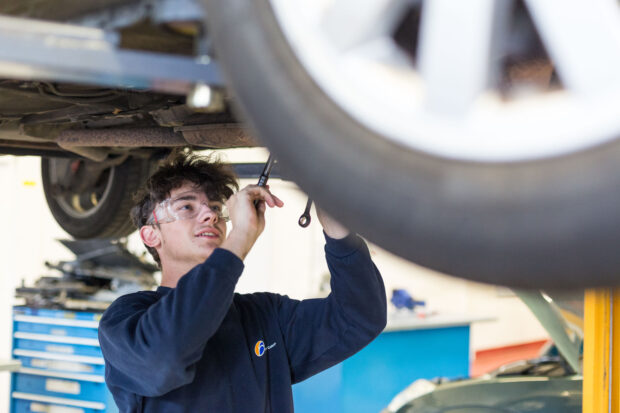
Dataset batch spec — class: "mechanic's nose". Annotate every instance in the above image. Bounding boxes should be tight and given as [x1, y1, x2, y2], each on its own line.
[197, 203, 218, 223]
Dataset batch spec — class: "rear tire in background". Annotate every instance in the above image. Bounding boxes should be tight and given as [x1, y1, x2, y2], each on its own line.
[41, 157, 151, 239]
[204, 0, 620, 288]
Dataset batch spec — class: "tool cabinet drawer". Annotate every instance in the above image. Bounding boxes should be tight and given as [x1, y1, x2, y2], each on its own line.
[12, 392, 106, 413]
[16, 356, 104, 376]
[14, 339, 102, 358]
[13, 373, 107, 403]
[13, 308, 102, 323]
[14, 322, 99, 339]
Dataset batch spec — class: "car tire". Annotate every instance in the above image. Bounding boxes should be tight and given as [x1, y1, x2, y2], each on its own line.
[204, 0, 620, 288]
[41, 157, 151, 239]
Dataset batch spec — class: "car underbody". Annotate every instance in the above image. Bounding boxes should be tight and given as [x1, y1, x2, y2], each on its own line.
[0, 0, 254, 162]
[3, 0, 620, 288]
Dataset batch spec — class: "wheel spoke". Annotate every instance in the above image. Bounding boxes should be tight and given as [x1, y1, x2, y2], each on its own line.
[269, 0, 620, 161]
[320, 0, 416, 51]
[71, 195, 85, 213]
[524, 0, 620, 97]
[418, 0, 507, 115]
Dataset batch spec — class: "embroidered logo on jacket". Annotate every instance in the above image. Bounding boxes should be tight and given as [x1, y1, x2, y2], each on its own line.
[255, 341, 265, 357]
[254, 341, 276, 357]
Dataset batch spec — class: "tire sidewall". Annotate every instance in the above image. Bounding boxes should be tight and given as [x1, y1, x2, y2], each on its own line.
[41, 157, 148, 239]
[205, 0, 620, 287]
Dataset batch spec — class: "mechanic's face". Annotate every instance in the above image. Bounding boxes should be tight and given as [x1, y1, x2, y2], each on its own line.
[156, 182, 227, 270]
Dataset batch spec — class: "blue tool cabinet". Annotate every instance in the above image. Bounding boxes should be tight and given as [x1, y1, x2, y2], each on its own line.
[10, 307, 118, 413]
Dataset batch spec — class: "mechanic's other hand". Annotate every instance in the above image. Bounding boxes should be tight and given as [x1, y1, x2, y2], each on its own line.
[316, 207, 349, 239]
[221, 185, 284, 260]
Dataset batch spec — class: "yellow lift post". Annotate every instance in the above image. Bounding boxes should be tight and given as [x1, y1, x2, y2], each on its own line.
[583, 289, 620, 413]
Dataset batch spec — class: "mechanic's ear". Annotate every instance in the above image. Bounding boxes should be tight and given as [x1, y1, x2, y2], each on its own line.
[140, 225, 161, 248]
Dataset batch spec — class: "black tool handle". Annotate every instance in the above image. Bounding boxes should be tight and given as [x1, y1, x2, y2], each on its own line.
[298, 197, 312, 228]
[254, 155, 275, 207]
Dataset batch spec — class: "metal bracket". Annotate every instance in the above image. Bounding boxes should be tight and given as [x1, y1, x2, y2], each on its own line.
[70, 0, 206, 30]
[0, 14, 222, 95]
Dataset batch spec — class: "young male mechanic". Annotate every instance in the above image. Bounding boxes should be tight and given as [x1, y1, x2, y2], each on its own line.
[98, 152, 387, 412]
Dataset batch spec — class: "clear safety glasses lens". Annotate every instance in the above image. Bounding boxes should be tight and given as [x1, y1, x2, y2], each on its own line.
[147, 192, 229, 225]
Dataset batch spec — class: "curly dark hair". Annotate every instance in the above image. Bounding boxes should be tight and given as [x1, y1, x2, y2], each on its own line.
[131, 150, 239, 267]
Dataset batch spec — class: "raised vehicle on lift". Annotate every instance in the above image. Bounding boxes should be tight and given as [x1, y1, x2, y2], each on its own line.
[1, 0, 619, 288]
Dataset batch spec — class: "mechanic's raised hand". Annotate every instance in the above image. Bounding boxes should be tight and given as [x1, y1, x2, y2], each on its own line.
[316, 207, 349, 240]
[220, 185, 284, 260]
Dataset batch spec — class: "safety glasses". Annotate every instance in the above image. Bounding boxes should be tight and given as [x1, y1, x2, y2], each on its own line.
[147, 190, 229, 225]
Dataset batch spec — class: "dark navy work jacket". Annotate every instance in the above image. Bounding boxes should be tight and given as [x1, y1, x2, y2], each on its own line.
[98, 233, 386, 412]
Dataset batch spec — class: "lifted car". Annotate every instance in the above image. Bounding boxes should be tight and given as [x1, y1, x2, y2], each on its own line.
[2, 0, 620, 288]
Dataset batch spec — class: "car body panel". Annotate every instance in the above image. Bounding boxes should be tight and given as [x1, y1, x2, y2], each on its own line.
[386, 291, 584, 413]
[398, 376, 582, 413]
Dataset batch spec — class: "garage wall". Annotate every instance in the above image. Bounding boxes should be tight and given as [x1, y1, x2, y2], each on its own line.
[0, 154, 548, 410]
[0, 156, 75, 412]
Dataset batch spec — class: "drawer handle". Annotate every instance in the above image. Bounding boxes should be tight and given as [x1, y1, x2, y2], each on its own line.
[45, 378, 81, 395]
[30, 401, 85, 413]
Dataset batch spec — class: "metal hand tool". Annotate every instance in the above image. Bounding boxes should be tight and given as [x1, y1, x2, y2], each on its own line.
[254, 154, 275, 207]
[254, 155, 312, 229]
[298, 197, 312, 228]
[257, 154, 275, 187]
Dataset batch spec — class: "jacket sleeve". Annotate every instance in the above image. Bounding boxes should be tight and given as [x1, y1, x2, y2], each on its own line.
[98, 248, 244, 397]
[275, 233, 387, 384]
